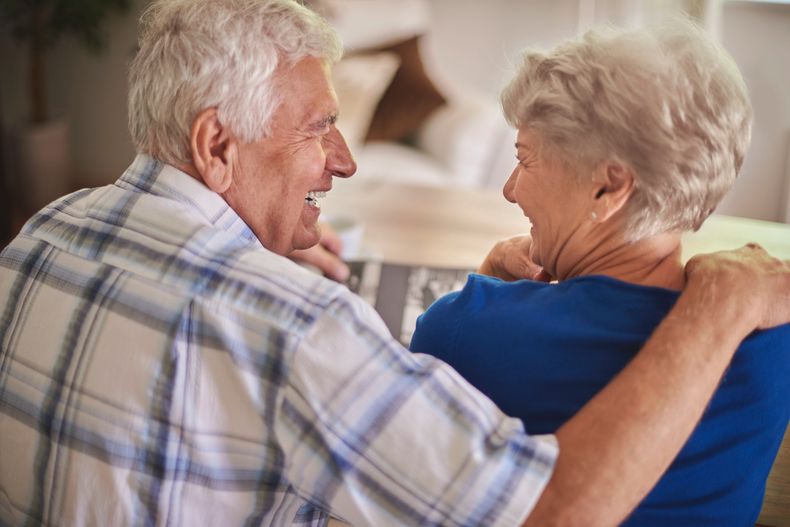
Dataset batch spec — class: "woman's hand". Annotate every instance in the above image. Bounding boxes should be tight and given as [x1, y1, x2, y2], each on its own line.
[478, 235, 553, 282]
[289, 223, 350, 283]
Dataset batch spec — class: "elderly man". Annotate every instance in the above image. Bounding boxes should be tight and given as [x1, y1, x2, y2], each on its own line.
[0, 1, 788, 526]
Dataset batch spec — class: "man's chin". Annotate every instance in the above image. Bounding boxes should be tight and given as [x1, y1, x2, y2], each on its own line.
[292, 224, 322, 252]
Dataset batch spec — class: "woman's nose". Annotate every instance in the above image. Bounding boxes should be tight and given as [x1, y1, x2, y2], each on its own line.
[503, 169, 518, 203]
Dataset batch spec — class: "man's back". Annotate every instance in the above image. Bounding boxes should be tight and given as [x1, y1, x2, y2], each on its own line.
[1, 156, 558, 527]
[0, 156, 343, 526]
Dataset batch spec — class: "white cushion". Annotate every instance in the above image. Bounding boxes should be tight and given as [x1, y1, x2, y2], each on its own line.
[332, 52, 401, 150]
[417, 98, 513, 188]
[353, 142, 449, 187]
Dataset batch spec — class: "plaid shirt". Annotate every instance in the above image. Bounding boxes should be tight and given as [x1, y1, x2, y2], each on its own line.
[0, 155, 557, 527]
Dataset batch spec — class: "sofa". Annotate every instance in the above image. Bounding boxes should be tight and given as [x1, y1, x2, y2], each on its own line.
[318, 0, 515, 191]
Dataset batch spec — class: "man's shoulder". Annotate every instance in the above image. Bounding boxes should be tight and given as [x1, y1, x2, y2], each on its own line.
[4, 180, 359, 340]
[209, 244, 354, 320]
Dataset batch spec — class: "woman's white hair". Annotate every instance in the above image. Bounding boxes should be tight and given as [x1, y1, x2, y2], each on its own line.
[501, 18, 752, 239]
[128, 0, 342, 166]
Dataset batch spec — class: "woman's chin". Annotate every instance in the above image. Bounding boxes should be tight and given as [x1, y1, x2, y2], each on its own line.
[528, 243, 541, 268]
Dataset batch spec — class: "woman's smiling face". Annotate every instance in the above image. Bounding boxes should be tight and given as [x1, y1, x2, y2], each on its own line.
[503, 128, 594, 277]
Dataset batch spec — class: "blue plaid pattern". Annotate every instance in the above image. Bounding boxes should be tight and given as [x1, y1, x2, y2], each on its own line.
[0, 155, 557, 526]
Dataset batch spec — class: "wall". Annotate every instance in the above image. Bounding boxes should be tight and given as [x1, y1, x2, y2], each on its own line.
[414, 0, 689, 190]
[423, 0, 581, 102]
[424, 0, 678, 101]
[716, 1, 790, 221]
[0, 0, 144, 190]
[422, 0, 790, 222]
[1, 0, 788, 222]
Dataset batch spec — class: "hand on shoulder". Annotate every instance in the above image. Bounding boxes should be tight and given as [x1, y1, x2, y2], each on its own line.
[685, 243, 790, 330]
[478, 235, 553, 282]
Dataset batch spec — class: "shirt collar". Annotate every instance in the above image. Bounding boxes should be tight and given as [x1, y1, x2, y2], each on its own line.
[117, 154, 261, 247]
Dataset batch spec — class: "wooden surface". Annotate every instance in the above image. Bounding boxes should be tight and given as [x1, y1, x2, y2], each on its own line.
[324, 178, 790, 526]
[322, 179, 526, 269]
[324, 178, 790, 267]
[760, 427, 790, 527]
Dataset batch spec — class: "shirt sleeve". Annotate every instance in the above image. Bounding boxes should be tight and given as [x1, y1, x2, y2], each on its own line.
[275, 290, 558, 526]
[409, 289, 463, 360]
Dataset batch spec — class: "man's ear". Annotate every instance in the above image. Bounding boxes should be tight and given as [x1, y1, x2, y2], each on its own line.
[590, 160, 635, 223]
[189, 108, 237, 194]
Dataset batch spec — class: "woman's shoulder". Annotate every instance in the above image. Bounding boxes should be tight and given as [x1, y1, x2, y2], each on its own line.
[409, 274, 545, 355]
[415, 273, 543, 309]
[448, 273, 678, 314]
[741, 322, 790, 357]
[718, 323, 790, 413]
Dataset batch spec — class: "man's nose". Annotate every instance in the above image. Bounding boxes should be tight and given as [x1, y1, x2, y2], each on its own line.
[503, 169, 517, 203]
[326, 127, 356, 178]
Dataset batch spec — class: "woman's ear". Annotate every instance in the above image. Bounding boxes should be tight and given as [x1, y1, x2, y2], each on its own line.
[590, 160, 635, 223]
[189, 108, 237, 194]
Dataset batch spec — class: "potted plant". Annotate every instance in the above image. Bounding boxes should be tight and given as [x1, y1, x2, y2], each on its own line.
[0, 0, 129, 212]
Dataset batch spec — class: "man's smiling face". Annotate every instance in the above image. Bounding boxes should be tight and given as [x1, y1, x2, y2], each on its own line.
[223, 56, 356, 255]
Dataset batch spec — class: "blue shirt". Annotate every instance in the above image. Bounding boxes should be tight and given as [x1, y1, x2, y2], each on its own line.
[0, 156, 558, 527]
[410, 273, 790, 526]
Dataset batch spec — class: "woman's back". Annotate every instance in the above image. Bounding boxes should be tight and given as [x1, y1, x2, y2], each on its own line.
[410, 274, 790, 526]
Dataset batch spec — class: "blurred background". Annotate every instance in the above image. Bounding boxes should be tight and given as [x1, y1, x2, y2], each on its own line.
[1, 0, 789, 247]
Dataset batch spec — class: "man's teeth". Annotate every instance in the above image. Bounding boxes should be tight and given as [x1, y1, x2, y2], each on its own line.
[305, 191, 326, 209]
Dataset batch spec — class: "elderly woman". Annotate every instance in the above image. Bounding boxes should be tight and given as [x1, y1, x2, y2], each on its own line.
[410, 20, 790, 526]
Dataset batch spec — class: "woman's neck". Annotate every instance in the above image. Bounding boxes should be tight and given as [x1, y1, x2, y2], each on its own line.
[556, 231, 685, 291]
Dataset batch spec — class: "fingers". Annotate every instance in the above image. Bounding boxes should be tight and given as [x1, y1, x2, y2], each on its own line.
[478, 235, 547, 282]
[288, 222, 351, 282]
[686, 243, 766, 275]
[745, 242, 766, 252]
[685, 243, 790, 331]
[290, 244, 350, 282]
[317, 222, 343, 256]
[314, 246, 351, 282]
[477, 248, 505, 279]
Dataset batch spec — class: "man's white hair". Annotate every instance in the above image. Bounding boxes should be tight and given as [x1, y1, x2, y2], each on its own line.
[128, 0, 342, 166]
[501, 18, 752, 240]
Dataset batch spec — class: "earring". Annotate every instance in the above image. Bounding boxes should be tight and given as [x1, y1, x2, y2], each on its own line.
[590, 211, 598, 220]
